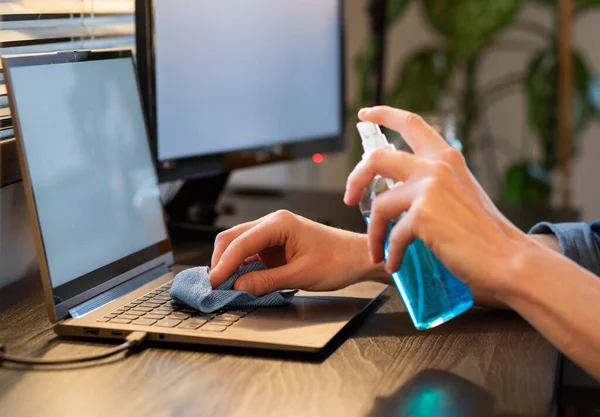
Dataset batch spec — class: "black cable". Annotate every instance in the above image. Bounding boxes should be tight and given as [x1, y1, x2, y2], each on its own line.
[0, 331, 148, 366]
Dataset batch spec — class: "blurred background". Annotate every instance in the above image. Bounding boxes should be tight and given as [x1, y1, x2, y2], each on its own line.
[238, 0, 600, 228]
[2, 0, 600, 287]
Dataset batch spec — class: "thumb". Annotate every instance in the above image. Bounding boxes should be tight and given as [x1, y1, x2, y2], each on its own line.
[234, 264, 298, 296]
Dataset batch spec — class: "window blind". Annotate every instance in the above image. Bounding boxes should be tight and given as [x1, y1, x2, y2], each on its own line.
[0, 0, 135, 187]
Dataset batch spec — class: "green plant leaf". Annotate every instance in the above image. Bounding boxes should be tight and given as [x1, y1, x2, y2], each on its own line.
[500, 162, 552, 206]
[422, 0, 523, 58]
[525, 49, 594, 170]
[387, 47, 453, 113]
[387, 0, 413, 25]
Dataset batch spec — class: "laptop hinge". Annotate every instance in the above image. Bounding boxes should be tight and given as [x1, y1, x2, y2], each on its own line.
[68, 263, 169, 318]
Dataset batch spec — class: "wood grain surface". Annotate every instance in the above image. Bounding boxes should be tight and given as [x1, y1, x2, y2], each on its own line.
[0, 261, 558, 417]
[0, 190, 559, 417]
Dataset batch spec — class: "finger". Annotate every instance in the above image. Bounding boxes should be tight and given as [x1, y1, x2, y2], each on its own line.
[344, 149, 418, 206]
[233, 261, 305, 296]
[358, 106, 449, 156]
[243, 254, 261, 265]
[211, 216, 267, 269]
[210, 217, 288, 287]
[367, 183, 418, 264]
[385, 210, 417, 273]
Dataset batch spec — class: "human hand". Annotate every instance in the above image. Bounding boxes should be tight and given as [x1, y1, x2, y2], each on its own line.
[344, 106, 535, 298]
[209, 211, 378, 295]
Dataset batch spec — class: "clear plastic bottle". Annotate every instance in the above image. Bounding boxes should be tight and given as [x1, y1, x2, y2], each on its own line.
[356, 122, 473, 329]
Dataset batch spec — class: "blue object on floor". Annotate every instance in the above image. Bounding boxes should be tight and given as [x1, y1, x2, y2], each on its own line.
[170, 261, 298, 313]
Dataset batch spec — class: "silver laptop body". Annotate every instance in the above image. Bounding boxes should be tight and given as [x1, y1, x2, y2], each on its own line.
[3, 50, 386, 352]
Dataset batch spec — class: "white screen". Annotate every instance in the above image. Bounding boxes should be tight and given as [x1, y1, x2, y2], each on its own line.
[155, 0, 341, 160]
[10, 58, 168, 288]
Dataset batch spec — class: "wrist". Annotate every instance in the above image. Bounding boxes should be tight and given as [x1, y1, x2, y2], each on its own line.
[529, 234, 561, 254]
[354, 234, 392, 285]
[497, 237, 554, 308]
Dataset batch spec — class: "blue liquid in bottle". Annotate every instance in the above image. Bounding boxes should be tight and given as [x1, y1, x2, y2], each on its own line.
[364, 215, 473, 329]
[355, 121, 473, 329]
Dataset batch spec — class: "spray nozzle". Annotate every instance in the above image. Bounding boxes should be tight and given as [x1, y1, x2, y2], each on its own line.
[356, 122, 395, 153]
[356, 122, 382, 141]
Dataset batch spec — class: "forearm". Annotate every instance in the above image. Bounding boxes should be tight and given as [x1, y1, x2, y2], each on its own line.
[529, 234, 561, 253]
[501, 243, 600, 381]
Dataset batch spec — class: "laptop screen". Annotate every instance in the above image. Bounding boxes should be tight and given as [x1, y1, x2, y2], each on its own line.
[7, 53, 169, 301]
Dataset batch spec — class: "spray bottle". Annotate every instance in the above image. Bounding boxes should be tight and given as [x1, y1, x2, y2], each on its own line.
[356, 122, 473, 329]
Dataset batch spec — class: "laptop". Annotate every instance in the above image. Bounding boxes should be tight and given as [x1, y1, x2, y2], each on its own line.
[2, 50, 387, 352]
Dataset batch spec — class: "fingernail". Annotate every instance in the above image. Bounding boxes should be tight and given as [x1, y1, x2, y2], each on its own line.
[358, 107, 372, 118]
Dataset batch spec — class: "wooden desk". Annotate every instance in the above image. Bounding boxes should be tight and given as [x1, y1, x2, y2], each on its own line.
[0, 188, 559, 417]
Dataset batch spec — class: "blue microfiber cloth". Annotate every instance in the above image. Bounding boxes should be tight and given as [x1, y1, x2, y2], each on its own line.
[170, 261, 298, 313]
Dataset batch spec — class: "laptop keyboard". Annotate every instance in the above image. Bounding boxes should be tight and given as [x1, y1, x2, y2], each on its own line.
[96, 281, 254, 332]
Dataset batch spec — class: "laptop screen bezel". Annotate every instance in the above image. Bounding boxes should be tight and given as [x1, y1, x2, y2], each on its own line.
[3, 50, 173, 322]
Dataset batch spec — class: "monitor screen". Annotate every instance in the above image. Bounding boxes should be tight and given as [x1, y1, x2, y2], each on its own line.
[8, 56, 168, 290]
[154, 0, 342, 162]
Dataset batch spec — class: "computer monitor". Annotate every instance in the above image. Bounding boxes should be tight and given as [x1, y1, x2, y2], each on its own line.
[136, 0, 344, 231]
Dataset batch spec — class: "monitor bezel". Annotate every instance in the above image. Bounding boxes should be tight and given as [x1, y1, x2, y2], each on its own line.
[135, 0, 346, 183]
[3, 50, 173, 322]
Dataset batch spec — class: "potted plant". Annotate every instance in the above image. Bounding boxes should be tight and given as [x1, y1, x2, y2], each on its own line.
[352, 0, 600, 230]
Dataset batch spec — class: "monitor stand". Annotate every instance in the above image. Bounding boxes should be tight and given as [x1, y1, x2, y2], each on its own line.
[164, 173, 231, 241]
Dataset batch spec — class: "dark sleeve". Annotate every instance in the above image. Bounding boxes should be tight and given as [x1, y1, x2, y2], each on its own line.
[529, 220, 600, 277]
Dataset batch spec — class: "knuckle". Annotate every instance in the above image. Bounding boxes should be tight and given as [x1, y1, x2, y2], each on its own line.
[214, 230, 231, 245]
[412, 201, 431, 226]
[405, 112, 425, 129]
[228, 235, 244, 252]
[273, 209, 295, 223]
[421, 178, 439, 196]
[440, 148, 465, 168]
[431, 160, 453, 179]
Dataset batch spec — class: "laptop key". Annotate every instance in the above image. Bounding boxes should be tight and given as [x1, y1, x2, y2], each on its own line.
[168, 313, 190, 320]
[140, 302, 161, 309]
[133, 318, 157, 326]
[127, 310, 147, 316]
[216, 315, 240, 322]
[133, 306, 153, 312]
[200, 324, 228, 332]
[155, 319, 182, 328]
[119, 314, 140, 321]
[178, 320, 208, 330]
[110, 318, 132, 324]
[116, 307, 130, 313]
[97, 317, 110, 322]
[210, 320, 234, 327]
[145, 313, 167, 320]
[105, 313, 118, 318]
